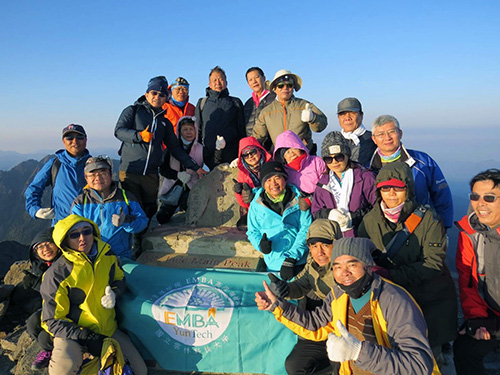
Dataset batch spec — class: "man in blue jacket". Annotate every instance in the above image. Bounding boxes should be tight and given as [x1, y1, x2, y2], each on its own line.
[71, 155, 148, 259]
[25, 124, 91, 224]
[368, 114, 453, 228]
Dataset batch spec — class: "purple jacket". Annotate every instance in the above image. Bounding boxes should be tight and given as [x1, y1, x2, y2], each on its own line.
[311, 164, 377, 237]
[273, 130, 326, 194]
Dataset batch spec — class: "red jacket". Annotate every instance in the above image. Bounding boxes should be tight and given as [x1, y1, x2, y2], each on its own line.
[235, 137, 271, 209]
[456, 214, 500, 319]
[163, 100, 195, 134]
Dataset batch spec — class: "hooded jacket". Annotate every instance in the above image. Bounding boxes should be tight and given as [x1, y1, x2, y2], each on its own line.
[270, 275, 438, 375]
[25, 149, 91, 223]
[273, 130, 326, 194]
[71, 182, 148, 258]
[253, 96, 327, 153]
[195, 87, 245, 168]
[235, 137, 272, 209]
[368, 145, 453, 228]
[456, 211, 500, 319]
[163, 99, 195, 134]
[247, 184, 311, 271]
[358, 163, 457, 347]
[114, 96, 199, 175]
[40, 215, 126, 339]
[311, 163, 377, 237]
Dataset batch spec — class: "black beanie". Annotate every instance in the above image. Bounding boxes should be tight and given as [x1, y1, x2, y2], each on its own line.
[259, 161, 288, 185]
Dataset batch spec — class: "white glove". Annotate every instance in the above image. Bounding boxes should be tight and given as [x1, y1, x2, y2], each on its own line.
[328, 208, 351, 229]
[229, 158, 239, 168]
[101, 286, 116, 309]
[215, 135, 226, 150]
[177, 171, 192, 184]
[301, 103, 314, 122]
[111, 207, 126, 227]
[327, 321, 362, 362]
[35, 207, 55, 220]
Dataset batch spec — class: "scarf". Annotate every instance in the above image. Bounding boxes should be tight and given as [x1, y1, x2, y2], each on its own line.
[171, 98, 186, 108]
[328, 168, 354, 210]
[341, 124, 367, 146]
[380, 201, 405, 223]
[286, 153, 306, 171]
[266, 191, 286, 203]
[378, 145, 402, 163]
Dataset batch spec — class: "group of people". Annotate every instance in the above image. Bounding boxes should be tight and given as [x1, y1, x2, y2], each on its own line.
[22, 65, 499, 375]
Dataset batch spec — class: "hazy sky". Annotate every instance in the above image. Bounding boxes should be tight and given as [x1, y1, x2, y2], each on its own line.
[1, 0, 499, 163]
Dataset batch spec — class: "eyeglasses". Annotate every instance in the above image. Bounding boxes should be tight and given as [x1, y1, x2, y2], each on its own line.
[469, 193, 498, 203]
[64, 134, 86, 141]
[68, 228, 93, 239]
[35, 242, 53, 251]
[86, 170, 109, 179]
[242, 149, 258, 159]
[276, 83, 293, 89]
[380, 186, 407, 192]
[149, 90, 167, 98]
[173, 87, 188, 92]
[373, 129, 399, 139]
[323, 154, 345, 164]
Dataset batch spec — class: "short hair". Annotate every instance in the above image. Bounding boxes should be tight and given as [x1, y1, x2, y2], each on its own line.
[246, 67, 264, 80]
[209, 66, 226, 80]
[469, 169, 500, 191]
[372, 115, 400, 132]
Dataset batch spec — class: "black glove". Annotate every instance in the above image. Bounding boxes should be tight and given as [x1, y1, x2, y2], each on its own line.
[21, 271, 38, 290]
[280, 258, 297, 281]
[78, 329, 106, 357]
[268, 273, 289, 298]
[259, 233, 272, 254]
[241, 183, 254, 204]
[233, 179, 243, 194]
[372, 249, 394, 269]
[298, 193, 311, 211]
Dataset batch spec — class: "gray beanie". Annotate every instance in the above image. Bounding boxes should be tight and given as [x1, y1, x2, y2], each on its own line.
[331, 237, 375, 266]
[321, 131, 351, 158]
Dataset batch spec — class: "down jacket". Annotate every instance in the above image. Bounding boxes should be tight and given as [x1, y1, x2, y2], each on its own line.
[163, 99, 195, 134]
[358, 162, 457, 347]
[247, 184, 312, 271]
[273, 130, 326, 194]
[71, 182, 148, 258]
[270, 275, 438, 375]
[41, 215, 126, 339]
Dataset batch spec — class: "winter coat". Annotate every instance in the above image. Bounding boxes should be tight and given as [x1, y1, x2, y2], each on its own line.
[235, 137, 272, 209]
[71, 182, 148, 258]
[247, 185, 312, 271]
[40, 215, 126, 339]
[163, 99, 195, 134]
[195, 88, 245, 169]
[273, 130, 326, 194]
[270, 275, 438, 375]
[358, 162, 457, 347]
[25, 149, 91, 224]
[368, 145, 453, 228]
[114, 96, 199, 175]
[311, 163, 377, 237]
[253, 96, 327, 153]
[243, 91, 276, 137]
[343, 131, 377, 167]
[456, 211, 500, 319]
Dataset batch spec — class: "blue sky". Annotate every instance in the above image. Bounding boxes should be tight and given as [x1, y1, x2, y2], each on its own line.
[1, 0, 499, 167]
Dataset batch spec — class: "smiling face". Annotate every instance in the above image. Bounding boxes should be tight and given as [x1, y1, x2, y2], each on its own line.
[242, 147, 261, 168]
[34, 242, 59, 262]
[145, 90, 167, 109]
[180, 123, 196, 142]
[209, 71, 227, 92]
[246, 70, 265, 95]
[172, 86, 189, 102]
[264, 174, 286, 199]
[309, 242, 333, 267]
[283, 148, 303, 164]
[325, 154, 349, 175]
[62, 133, 87, 157]
[332, 255, 366, 286]
[471, 180, 500, 228]
[338, 111, 363, 133]
[380, 186, 407, 209]
[85, 168, 112, 196]
[274, 82, 294, 102]
[372, 122, 403, 155]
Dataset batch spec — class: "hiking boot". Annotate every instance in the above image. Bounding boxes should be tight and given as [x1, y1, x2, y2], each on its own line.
[31, 350, 52, 370]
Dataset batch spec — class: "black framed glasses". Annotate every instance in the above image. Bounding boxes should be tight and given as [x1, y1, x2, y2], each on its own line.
[469, 193, 498, 203]
[323, 154, 345, 164]
[68, 228, 93, 239]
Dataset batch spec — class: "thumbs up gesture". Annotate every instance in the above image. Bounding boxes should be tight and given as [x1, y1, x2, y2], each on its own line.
[215, 135, 226, 150]
[326, 320, 362, 362]
[112, 207, 126, 227]
[254, 281, 278, 311]
[101, 286, 116, 309]
[139, 126, 154, 143]
[301, 103, 315, 122]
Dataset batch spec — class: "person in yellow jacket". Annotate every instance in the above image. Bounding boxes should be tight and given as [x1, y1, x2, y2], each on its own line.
[40, 214, 147, 375]
[255, 237, 439, 375]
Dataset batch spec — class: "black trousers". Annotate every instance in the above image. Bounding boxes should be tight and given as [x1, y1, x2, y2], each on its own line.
[453, 332, 498, 375]
[285, 337, 339, 375]
[26, 309, 53, 351]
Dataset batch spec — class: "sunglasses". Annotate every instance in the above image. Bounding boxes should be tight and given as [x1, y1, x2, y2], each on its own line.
[68, 228, 93, 239]
[469, 193, 498, 203]
[380, 186, 407, 193]
[150, 91, 167, 98]
[323, 154, 345, 164]
[242, 149, 258, 159]
[276, 83, 293, 89]
[64, 134, 86, 141]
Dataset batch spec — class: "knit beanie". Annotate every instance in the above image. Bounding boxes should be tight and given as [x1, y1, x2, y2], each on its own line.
[321, 131, 351, 158]
[331, 237, 376, 266]
[259, 161, 288, 185]
[306, 219, 342, 245]
[169, 77, 189, 90]
[147, 76, 169, 94]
